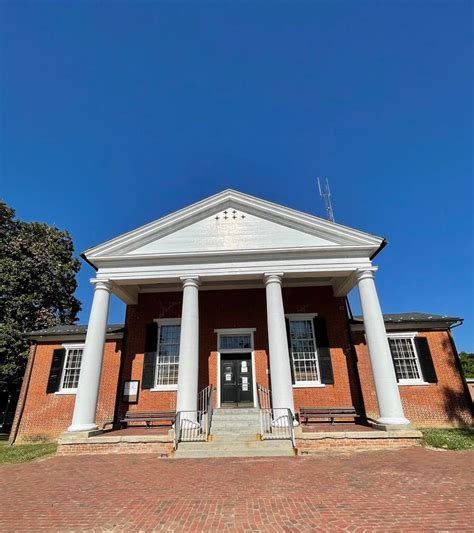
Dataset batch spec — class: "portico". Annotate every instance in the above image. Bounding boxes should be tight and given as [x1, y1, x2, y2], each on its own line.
[67, 189, 410, 435]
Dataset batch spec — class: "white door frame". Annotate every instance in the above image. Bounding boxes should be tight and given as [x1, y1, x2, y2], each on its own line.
[214, 328, 257, 408]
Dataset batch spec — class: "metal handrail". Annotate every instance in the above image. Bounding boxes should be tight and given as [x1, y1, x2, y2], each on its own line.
[174, 411, 181, 448]
[260, 407, 295, 447]
[256, 383, 272, 409]
[206, 386, 214, 435]
[174, 385, 214, 449]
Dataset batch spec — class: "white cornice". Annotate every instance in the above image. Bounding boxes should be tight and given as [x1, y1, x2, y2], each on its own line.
[92, 244, 375, 262]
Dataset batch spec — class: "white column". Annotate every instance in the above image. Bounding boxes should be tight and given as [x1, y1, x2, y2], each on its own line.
[68, 280, 111, 432]
[176, 276, 200, 413]
[264, 273, 295, 417]
[356, 270, 410, 426]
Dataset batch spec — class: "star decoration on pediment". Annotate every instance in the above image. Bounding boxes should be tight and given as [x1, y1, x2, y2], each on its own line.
[214, 209, 246, 221]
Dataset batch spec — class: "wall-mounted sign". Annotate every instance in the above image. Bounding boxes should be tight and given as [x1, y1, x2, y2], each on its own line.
[123, 380, 139, 404]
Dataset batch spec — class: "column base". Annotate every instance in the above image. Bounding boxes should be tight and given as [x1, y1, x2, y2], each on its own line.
[68, 423, 99, 433]
[60, 429, 103, 442]
[370, 417, 411, 431]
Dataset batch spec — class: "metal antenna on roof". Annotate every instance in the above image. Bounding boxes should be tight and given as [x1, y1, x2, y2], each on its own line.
[317, 177, 335, 222]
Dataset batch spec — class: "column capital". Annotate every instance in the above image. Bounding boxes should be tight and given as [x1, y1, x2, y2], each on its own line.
[180, 276, 201, 289]
[91, 279, 112, 292]
[263, 273, 284, 285]
[355, 269, 376, 282]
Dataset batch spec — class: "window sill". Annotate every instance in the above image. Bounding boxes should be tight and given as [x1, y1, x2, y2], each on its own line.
[150, 386, 178, 392]
[55, 390, 77, 395]
[292, 383, 326, 388]
[397, 381, 430, 386]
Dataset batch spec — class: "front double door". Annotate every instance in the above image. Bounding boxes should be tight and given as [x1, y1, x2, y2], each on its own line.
[220, 354, 254, 406]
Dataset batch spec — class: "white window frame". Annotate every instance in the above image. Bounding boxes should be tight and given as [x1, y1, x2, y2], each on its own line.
[214, 328, 257, 408]
[387, 332, 428, 386]
[56, 343, 84, 395]
[151, 318, 181, 391]
[286, 314, 324, 388]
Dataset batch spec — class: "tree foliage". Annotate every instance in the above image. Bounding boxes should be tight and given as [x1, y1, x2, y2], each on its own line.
[459, 352, 474, 379]
[0, 200, 81, 392]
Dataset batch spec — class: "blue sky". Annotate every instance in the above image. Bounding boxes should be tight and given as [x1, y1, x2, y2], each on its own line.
[1, 2, 472, 350]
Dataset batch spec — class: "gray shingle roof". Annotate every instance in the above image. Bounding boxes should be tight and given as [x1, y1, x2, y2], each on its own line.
[353, 312, 462, 325]
[27, 324, 124, 337]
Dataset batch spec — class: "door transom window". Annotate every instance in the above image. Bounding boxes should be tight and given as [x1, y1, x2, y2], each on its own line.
[219, 334, 251, 350]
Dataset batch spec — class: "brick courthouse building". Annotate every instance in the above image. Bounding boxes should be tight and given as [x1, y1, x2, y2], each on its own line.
[11, 190, 472, 454]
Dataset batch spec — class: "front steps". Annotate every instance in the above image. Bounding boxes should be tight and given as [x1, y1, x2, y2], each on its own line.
[174, 408, 295, 459]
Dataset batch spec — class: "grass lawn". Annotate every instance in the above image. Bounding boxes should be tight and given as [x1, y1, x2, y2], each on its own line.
[421, 428, 474, 450]
[0, 442, 57, 464]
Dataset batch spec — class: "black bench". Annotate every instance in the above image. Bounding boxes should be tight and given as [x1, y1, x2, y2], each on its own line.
[120, 410, 176, 429]
[299, 407, 360, 425]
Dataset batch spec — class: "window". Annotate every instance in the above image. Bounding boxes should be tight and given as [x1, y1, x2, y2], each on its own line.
[288, 319, 320, 384]
[60, 346, 83, 391]
[388, 336, 423, 382]
[155, 324, 181, 387]
[219, 334, 251, 350]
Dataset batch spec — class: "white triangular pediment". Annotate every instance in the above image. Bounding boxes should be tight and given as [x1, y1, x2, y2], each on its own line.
[128, 207, 338, 255]
[85, 189, 383, 261]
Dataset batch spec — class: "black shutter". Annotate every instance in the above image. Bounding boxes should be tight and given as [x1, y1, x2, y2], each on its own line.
[313, 317, 334, 384]
[46, 348, 66, 393]
[142, 323, 158, 389]
[415, 337, 438, 383]
[387, 340, 400, 382]
[285, 319, 295, 384]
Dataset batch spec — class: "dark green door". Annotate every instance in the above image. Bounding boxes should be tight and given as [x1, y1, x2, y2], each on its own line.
[220, 354, 253, 406]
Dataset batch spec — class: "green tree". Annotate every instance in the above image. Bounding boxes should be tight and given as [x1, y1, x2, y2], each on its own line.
[0, 200, 81, 393]
[459, 352, 474, 379]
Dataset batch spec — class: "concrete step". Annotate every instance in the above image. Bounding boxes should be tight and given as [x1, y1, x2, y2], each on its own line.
[174, 442, 295, 458]
[172, 408, 295, 458]
[211, 423, 260, 430]
[212, 416, 260, 422]
[214, 408, 259, 413]
[175, 450, 295, 458]
[175, 444, 294, 458]
[177, 442, 291, 452]
[213, 409, 259, 413]
[211, 432, 260, 438]
[212, 414, 260, 421]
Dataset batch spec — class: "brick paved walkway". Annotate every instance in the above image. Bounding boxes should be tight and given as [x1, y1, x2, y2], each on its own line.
[1, 448, 472, 531]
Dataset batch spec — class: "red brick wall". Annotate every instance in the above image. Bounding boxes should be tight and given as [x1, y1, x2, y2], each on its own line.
[353, 329, 473, 427]
[118, 293, 182, 417]
[282, 287, 361, 414]
[15, 286, 472, 441]
[14, 339, 122, 443]
[119, 287, 361, 416]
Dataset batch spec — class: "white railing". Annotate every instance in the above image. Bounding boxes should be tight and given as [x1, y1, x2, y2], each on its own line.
[260, 407, 296, 447]
[257, 383, 272, 409]
[174, 386, 214, 448]
[174, 410, 208, 444]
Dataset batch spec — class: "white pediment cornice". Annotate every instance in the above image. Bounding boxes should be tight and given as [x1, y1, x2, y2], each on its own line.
[83, 189, 384, 266]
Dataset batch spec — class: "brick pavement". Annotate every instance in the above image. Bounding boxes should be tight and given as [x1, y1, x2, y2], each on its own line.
[1, 447, 473, 531]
